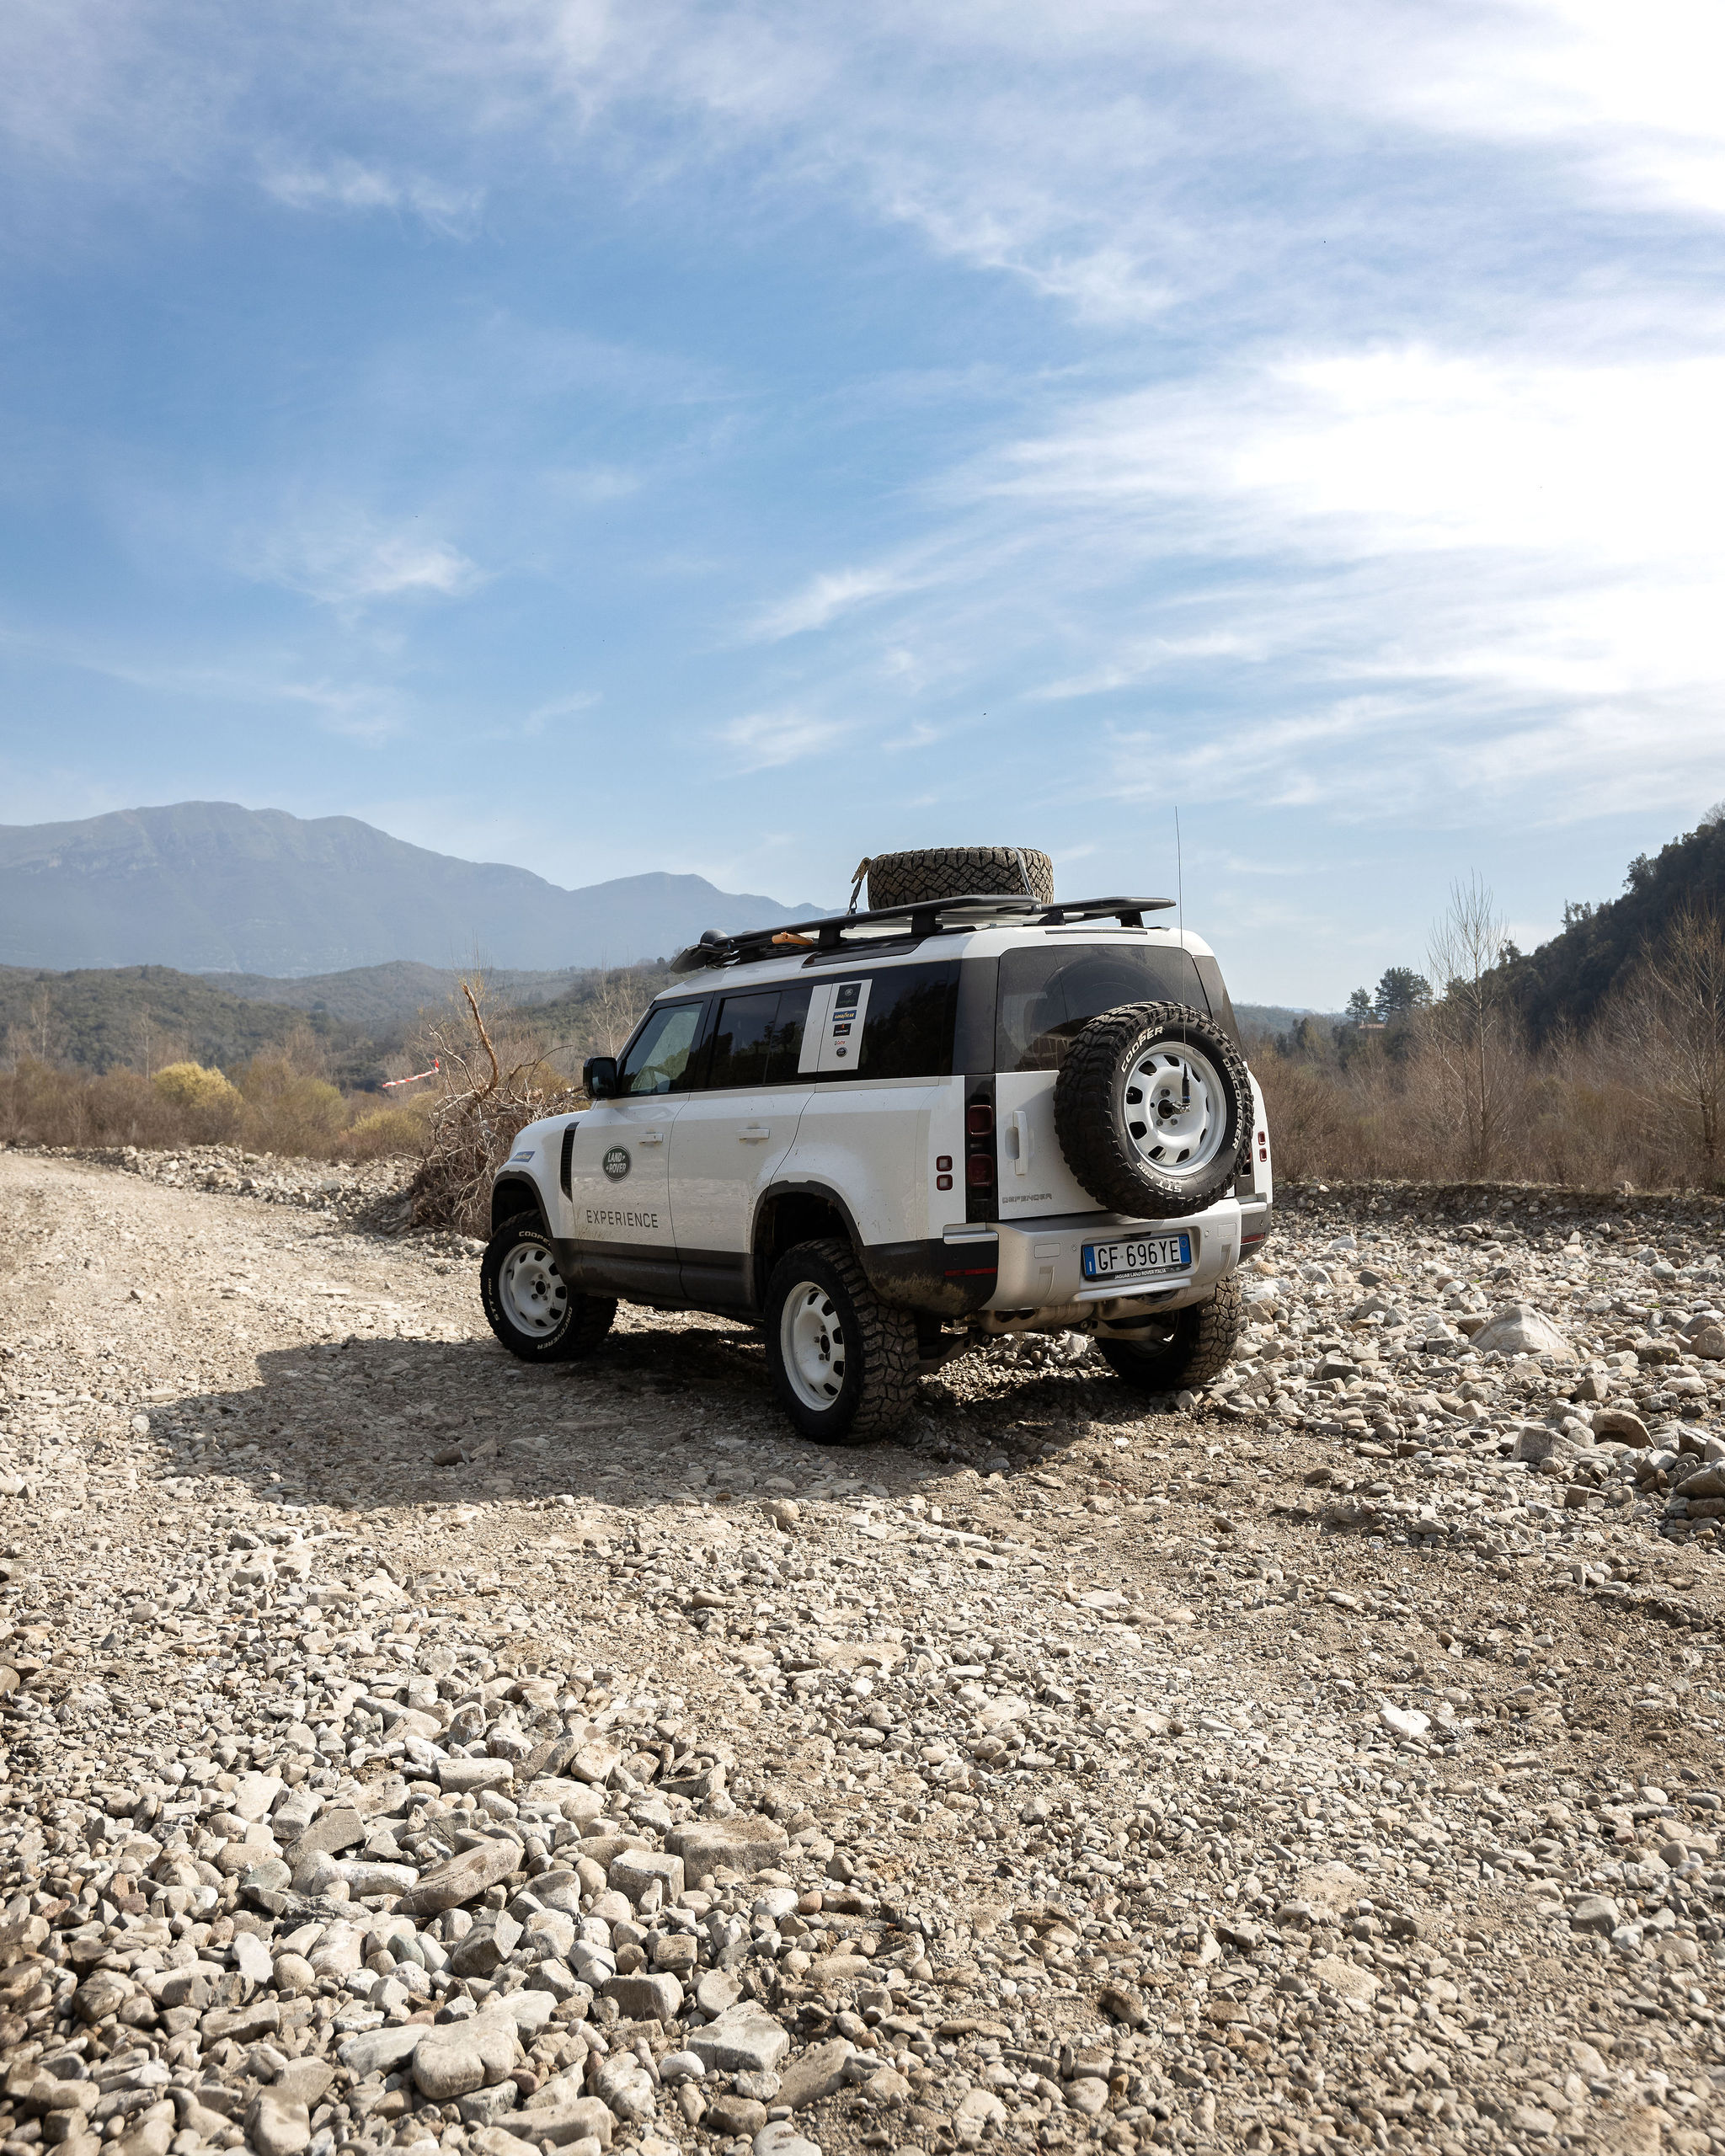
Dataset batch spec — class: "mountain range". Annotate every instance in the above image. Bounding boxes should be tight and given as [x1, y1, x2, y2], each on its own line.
[0, 803, 822, 974]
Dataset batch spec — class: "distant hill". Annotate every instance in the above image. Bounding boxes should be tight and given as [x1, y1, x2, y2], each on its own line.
[1506, 805, 1725, 1043]
[1236, 1002, 1335, 1040]
[0, 803, 824, 974]
[200, 959, 601, 1023]
[0, 963, 374, 1077]
[0, 957, 668, 1083]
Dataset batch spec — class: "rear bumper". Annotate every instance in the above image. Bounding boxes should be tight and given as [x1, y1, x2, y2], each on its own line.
[975, 1196, 1246, 1314]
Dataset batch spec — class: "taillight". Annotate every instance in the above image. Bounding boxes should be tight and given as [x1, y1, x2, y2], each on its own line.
[964, 1079, 997, 1224]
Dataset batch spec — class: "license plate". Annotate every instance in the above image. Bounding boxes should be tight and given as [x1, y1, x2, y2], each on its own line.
[1082, 1233, 1192, 1281]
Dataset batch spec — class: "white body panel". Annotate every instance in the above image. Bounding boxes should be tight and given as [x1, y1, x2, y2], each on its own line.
[781, 1076, 957, 1246]
[670, 1086, 811, 1288]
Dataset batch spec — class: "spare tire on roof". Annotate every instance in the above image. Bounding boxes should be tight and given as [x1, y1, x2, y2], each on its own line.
[865, 846, 1054, 909]
[1054, 1000, 1251, 1219]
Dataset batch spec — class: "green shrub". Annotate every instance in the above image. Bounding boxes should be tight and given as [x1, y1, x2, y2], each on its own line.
[152, 1061, 241, 1113]
[336, 1103, 430, 1161]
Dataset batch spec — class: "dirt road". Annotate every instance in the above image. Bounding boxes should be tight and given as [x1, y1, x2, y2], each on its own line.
[2, 1150, 1721, 2156]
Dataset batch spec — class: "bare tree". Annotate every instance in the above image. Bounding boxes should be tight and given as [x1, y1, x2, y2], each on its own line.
[1423, 873, 1517, 1175]
[406, 979, 578, 1234]
[29, 985, 58, 1064]
[591, 966, 652, 1058]
[1616, 903, 1725, 1183]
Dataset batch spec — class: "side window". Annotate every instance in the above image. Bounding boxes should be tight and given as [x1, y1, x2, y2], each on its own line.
[618, 1002, 704, 1095]
[707, 986, 814, 1090]
[1191, 954, 1241, 1047]
[764, 985, 812, 1080]
[708, 992, 780, 1091]
[855, 963, 960, 1081]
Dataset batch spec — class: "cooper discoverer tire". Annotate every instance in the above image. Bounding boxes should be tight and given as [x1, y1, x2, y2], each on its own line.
[1097, 1278, 1243, 1393]
[1054, 1000, 1251, 1219]
[866, 846, 1054, 909]
[481, 1214, 617, 1363]
[765, 1238, 920, 1443]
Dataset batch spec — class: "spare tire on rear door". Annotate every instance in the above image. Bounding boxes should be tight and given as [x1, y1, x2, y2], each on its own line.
[1053, 1000, 1250, 1219]
[866, 846, 1054, 909]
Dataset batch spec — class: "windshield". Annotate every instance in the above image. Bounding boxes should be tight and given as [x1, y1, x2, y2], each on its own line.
[996, 941, 1210, 1072]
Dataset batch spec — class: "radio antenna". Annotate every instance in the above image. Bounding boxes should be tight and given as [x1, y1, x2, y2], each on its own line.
[1175, 807, 1184, 947]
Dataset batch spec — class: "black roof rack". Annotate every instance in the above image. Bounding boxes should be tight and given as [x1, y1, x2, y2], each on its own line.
[670, 893, 1174, 972]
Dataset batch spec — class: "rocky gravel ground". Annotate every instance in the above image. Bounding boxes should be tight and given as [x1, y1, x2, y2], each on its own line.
[3, 1149, 1725, 2156]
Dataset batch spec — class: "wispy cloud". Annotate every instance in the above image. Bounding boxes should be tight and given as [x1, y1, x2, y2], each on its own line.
[247, 511, 485, 611]
[717, 710, 849, 769]
[746, 565, 924, 642]
[524, 691, 601, 739]
[259, 156, 484, 238]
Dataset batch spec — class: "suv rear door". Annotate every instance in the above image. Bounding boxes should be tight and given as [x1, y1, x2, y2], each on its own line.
[669, 982, 814, 1309]
[993, 937, 1216, 1221]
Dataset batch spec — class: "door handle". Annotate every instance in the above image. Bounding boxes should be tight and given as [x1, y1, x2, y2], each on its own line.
[1009, 1108, 1032, 1177]
[638, 1130, 665, 1145]
[740, 1125, 772, 1141]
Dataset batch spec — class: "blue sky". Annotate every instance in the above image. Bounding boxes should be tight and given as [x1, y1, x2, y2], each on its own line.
[3, 0, 1724, 1006]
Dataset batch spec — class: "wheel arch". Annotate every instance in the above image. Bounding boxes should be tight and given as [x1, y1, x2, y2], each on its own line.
[751, 1182, 862, 1309]
[491, 1175, 547, 1235]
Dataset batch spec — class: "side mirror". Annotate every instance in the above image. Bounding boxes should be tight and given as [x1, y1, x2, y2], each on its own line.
[583, 1055, 618, 1100]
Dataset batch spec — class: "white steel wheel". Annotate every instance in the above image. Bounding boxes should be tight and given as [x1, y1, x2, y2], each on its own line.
[780, 1279, 847, 1410]
[1120, 1043, 1227, 1181]
[499, 1239, 568, 1337]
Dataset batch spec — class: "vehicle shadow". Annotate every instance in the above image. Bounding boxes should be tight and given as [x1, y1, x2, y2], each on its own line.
[137, 1319, 1130, 1518]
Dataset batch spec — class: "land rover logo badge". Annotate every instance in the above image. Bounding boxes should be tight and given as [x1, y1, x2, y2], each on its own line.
[602, 1145, 631, 1182]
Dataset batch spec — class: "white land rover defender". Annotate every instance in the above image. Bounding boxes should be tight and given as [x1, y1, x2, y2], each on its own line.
[481, 846, 1272, 1443]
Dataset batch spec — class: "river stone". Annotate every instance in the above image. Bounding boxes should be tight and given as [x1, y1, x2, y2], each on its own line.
[246, 2090, 310, 2156]
[439, 1758, 515, 1794]
[287, 1806, 365, 1861]
[339, 2025, 425, 2078]
[666, 1817, 789, 1881]
[602, 1972, 683, 2022]
[1472, 1305, 1573, 1361]
[1592, 1406, 1650, 1445]
[521, 2089, 615, 2148]
[413, 2010, 521, 2100]
[686, 2005, 792, 2075]
[777, 2039, 854, 2111]
[752, 2124, 821, 2156]
[231, 1772, 284, 1822]
[399, 1838, 523, 1916]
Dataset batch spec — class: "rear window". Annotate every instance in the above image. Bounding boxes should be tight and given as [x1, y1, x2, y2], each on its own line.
[996, 942, 1210, 1072]
[821, 960, 960, 1081]
[704, 986, 812, 1090]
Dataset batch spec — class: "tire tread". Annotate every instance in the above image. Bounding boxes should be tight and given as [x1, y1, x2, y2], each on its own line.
[867, 846, 1054, 909]
[768, 1237, 920, 1442]
[1097, 1276, 1243, 1392]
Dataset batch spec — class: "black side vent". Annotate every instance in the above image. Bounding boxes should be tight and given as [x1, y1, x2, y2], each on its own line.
[559, 1120, 579, 1198]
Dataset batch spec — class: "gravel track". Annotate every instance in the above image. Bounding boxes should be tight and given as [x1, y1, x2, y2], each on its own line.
[3, 1150, 1723, 2156]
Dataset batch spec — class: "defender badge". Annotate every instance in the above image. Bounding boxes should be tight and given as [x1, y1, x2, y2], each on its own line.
[602, 1145, 631, 1182]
